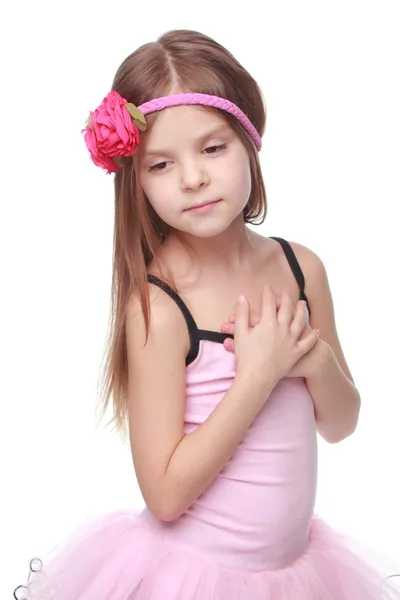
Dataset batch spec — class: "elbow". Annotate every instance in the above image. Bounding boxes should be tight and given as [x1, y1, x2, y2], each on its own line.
[319, 413, 360, 444]
[152, 507, 184, 523]
[152, 505, 182, 522]
[141, 472, 190, 522]
[147, 494, 186, 523]
[318, 392, 361, 444]
[322, 426, 356, 444]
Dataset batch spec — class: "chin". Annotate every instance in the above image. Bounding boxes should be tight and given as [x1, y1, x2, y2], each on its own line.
[187, 220, 237, 238]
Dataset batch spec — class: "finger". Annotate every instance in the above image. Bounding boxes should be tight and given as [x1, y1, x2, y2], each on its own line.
[224, 318, 260, 332]
[290, 299, 309, 323]
[290, 300, 309, 338]
[273, 290, 282, 310]
[277, 289, 295, 325]
[221, 322, 235, 335]
[234, 295, 250, 338]
[297, 319, 312, 341]
[230, 290, 280, 323]
[260, 284, 277, 322]
[223, 338, 235, 352]
[297, 328, 320, 356]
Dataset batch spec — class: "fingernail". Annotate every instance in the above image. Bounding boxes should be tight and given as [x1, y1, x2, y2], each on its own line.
[224, 339, 234, 351]
[237, 295, 245, 304]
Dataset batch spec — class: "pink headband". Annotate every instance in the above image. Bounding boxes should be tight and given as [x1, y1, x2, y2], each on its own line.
[83, 90, 262, 174]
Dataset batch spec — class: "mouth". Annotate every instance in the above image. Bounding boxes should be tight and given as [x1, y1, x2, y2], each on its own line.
[185, 199, 221, 211]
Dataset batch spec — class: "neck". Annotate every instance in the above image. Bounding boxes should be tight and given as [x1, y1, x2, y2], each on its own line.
[164, 216, 260, 277]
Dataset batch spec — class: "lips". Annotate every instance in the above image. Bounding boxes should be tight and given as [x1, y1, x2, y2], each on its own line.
[185, 199, 220, 211]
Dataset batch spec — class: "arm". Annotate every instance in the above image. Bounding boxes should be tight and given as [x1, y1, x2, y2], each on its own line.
[126, 287, 275, 522]
[290, 242, 361, 443]
[305, 340, 361, 443]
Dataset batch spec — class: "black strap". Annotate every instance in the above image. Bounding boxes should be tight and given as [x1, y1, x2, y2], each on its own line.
[269, 237, 311, 317]
[147, 275, 200, 365]
[147, 236, 311, 362]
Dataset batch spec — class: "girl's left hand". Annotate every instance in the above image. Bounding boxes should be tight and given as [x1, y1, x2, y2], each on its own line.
[221, 311, 326, 380]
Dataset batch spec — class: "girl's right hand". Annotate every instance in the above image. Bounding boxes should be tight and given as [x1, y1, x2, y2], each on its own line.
[233, 285, 320, 391]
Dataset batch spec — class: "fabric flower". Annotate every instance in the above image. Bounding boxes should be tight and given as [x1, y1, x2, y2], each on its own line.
[82, 90, 141, 174]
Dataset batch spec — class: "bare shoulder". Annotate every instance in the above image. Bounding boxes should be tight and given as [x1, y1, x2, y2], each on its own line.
[286, 240, 330, 306]
[288, 241, 355, 384]
[127, 282, 189, 349]
[125, 283, 189, 520]
[286, 241, 326, 286]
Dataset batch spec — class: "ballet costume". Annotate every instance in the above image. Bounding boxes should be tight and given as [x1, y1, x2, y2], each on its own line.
[14, 237, 400, 599]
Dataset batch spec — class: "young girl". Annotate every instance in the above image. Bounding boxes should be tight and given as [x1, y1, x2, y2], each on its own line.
[14, 29, 399, 600]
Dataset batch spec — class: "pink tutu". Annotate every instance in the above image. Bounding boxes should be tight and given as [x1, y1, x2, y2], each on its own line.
[13, 287, 400, 599]
[14, 510, 400, 600]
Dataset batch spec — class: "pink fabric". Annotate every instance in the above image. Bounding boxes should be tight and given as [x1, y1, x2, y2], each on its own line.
[138, 93, 262, 151]
[83, 91, 262, 174]
[14, 340, 400, 599]
[83, 90, 140, 174]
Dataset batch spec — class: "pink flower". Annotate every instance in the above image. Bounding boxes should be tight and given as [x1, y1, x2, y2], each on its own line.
[83, 90, 140, 174]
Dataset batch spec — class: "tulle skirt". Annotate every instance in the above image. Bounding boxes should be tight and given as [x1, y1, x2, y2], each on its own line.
[14, 510, 400, 599]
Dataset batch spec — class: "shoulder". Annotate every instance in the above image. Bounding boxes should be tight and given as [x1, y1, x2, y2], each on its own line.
[266, 237, 323, 271]
[266, 236, 328, 299]
[285, 240, 330, 308]
[287, 241, 355, 384]
[126, 282, 190, 358]
[286, 241, 327, 286]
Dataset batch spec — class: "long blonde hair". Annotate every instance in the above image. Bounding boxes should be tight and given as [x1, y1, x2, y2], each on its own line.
[97, 29, 268, 439]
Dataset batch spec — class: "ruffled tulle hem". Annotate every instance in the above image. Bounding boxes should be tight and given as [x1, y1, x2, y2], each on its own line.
[14, 510, 400, 599]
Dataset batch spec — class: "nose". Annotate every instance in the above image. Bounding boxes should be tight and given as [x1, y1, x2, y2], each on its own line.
[180, 159, 210, 191]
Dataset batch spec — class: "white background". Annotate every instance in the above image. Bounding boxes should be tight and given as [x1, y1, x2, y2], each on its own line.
[2, 0, 400, 595]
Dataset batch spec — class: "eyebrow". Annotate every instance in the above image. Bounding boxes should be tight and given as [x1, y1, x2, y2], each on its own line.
[143, 124, 232, 158]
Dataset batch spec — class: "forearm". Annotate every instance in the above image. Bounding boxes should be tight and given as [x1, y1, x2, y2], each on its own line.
[306, 342, 360, 443]
[161, 374, 275, 520]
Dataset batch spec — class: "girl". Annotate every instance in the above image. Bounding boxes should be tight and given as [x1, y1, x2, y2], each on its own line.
[14, 29, 399, 600]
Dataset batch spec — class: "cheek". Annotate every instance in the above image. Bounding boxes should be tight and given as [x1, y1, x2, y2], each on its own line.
[224, 155, 252, 201]
[141, 176, 177, 224]
[239, 162, 252, 195]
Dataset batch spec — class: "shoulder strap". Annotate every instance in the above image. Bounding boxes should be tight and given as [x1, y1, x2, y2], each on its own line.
[147, 274, 198, 331]
[147, 275, 199, 365]
[269, 237, 311, 317]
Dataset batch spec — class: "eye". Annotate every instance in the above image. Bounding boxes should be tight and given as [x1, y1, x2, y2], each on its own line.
[149, 161, 168, 171]
[204, 143, 227, 154]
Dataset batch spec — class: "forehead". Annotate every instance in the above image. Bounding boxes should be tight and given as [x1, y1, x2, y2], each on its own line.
[141, 105, 230, 152]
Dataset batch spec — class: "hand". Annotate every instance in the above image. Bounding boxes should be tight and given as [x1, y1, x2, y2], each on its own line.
[222, 288, 322, 380]
[230, 285, 320, 390]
